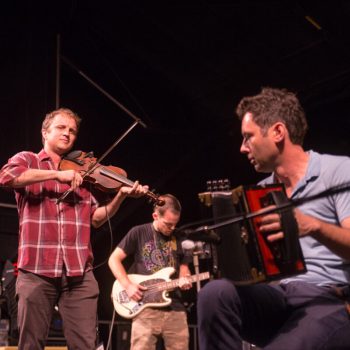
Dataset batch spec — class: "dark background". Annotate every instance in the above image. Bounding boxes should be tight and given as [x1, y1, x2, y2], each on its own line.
[2, 0, 350, 336]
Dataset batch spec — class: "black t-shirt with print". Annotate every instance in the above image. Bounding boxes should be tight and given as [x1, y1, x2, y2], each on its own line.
[118, 222, 191, 311]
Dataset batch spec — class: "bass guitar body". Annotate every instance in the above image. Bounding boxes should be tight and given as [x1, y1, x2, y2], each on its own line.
[112, 267, 210, 319]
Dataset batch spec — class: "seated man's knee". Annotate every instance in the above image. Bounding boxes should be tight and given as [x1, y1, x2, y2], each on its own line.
[198, 279, 237, 308]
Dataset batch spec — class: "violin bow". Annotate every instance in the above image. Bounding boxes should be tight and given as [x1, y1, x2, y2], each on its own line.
[57, 56, 148, 203]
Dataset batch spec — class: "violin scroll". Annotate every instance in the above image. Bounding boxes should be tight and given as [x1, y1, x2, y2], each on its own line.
[150, 193, 165, 207]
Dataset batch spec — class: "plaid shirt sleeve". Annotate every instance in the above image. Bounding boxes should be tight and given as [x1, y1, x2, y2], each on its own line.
[0, 151, 35, 186]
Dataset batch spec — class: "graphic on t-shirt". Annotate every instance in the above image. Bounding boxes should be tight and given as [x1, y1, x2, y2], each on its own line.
[142, 238, 175, 273]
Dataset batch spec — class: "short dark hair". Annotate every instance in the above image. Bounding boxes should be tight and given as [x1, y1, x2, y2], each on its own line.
[235, 87, 308, 145]
[154, 194, 182, 216]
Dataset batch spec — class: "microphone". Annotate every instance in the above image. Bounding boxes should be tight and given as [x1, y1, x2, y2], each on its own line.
[181, 239, 204, 252]
[176, 228, 221, 244]
[182, 239, 203, 291]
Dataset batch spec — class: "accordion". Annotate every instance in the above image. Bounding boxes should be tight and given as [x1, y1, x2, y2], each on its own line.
[198, 183, 306, 284]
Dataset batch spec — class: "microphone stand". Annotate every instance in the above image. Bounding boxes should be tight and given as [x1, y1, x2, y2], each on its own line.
[192, 251, 201, 292]
[61, 56, 147, 128]
[56, 57, 150, 203]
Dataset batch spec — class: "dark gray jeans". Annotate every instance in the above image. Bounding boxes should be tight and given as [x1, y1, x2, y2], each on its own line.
[16, 269, 99, 350]
[198, 279, 350, 350]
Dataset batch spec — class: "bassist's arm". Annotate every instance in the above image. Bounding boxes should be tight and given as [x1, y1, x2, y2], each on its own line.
[108, 247, 145, 301]
[108, 247, 130, 287]
[179, 264, 191, 278]
[178, 263, 192, 290]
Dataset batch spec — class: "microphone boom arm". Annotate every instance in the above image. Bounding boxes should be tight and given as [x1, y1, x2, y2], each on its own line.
[181, 182, 350, 234]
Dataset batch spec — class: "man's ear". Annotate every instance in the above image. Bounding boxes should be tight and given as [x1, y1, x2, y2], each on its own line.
[152, 212, 158, 221]
[271, 122, 286, 142]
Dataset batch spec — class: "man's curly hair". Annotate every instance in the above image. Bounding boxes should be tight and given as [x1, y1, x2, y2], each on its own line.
[236, 87, 308, 145]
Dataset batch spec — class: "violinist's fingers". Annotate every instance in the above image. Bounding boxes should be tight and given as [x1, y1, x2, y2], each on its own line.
[119, 181, 137, 194]
[57, 169, 82, 186]
[132, 180, 139, 188]
[70, 171, 83, 190]
[127, 180, 140, 194]
[133, 184, 149, 198]
[120, 181, 149, 197]
[138, 184, 149, 194]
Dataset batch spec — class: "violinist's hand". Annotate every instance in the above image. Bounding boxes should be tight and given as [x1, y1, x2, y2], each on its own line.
[259, 205, 284, 242]
[179, 275, 192, 291]
[56, 170, 83, 190]
[119, 180, 149, 198]
[125, 282, 148, 302]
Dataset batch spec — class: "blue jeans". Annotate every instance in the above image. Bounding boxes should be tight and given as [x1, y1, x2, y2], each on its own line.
[197, 279, 350, 350]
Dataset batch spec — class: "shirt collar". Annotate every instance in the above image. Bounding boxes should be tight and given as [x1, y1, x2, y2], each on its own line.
[291, 150, 320, 197]
[263, 150, 320, 197]
[38, 149, 52, 162]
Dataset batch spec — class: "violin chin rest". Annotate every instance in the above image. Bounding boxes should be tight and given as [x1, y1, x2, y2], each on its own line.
[64, 150, 83, 160]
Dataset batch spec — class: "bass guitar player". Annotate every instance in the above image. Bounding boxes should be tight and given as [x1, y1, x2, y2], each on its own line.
[108, 194, 194, 350]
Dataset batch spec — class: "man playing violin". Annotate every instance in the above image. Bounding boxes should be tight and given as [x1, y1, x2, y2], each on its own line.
[197, 88, 350, 349]
[0, 108, 149, 349]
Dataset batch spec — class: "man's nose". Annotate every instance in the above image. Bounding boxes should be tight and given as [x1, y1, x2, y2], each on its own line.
[240, 141, 249, 154]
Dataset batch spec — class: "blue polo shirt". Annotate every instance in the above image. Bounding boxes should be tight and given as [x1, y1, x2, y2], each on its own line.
[260, 150, 350, 286]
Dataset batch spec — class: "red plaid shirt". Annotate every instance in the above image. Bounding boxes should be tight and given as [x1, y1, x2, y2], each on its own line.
[0, 150, 99, 277]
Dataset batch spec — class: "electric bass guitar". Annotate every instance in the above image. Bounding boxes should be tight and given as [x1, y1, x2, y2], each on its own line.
[112, 266, 210, 319]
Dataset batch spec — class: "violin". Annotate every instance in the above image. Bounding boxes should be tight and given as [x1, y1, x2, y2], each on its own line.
[58, 150, 165, 206]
